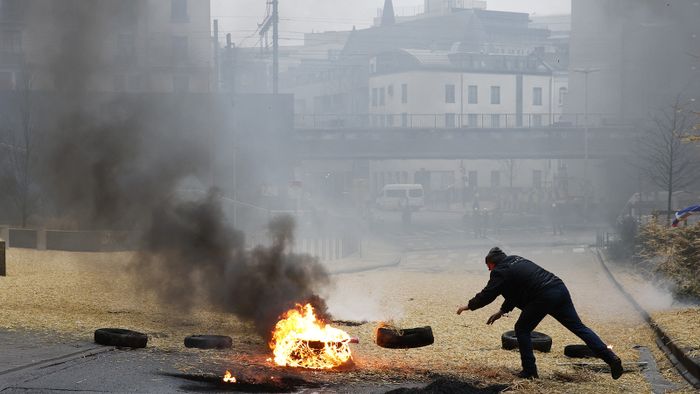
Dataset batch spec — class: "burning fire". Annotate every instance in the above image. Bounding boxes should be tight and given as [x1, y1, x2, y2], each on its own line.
[270, 303, 352, 369]
[223, 370, 237, 383]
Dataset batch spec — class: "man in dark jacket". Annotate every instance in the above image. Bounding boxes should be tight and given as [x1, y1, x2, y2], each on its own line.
[457, 247, 623, 380]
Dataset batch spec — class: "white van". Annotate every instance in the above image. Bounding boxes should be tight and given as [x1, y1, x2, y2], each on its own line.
[376, 184, 425, 211]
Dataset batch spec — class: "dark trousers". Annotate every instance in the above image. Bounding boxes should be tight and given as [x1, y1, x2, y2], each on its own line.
[514, 283, 616, 374]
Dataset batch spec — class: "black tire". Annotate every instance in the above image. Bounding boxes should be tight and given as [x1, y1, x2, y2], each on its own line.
[94, 328, 148, 348]
[501, 330, 552, 352]
[184, 335, 233, 349]
[564, 344, 597, 358]
[376, 326, 434, 349]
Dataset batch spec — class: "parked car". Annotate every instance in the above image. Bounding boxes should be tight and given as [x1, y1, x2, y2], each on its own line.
[376, 184, 425, 211]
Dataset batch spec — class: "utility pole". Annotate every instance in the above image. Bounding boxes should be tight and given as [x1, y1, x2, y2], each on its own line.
[213, 19, 219, 92]
[259, 0, 279, 94]
[272, 0, 279, 95]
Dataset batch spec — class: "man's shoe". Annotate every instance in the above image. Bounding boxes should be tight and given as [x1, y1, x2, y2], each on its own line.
[516, 370, 539, 379]
[608, 356, 623, 380]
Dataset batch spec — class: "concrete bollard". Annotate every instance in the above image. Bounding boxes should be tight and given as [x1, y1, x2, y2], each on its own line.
[0, 240, 5, 276]
[37, 229, 47, 250]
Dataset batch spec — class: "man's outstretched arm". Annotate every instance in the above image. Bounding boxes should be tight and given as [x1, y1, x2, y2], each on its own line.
[457, 272, 505, 313]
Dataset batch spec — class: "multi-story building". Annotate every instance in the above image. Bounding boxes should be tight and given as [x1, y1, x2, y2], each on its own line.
[0, 0, 212, 93]
[568, 0, 700, 123]
[289, 1, 554, 120]
[367, 49, 566, 128]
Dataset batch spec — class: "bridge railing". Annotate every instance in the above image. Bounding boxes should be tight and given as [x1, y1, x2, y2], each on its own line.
[294, 113, 626, 129]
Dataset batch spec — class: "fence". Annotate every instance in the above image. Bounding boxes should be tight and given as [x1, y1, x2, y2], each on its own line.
[295, 113, 626, 130]
[0, 226, 360, 262]
[245, 232, 360, 262]
[0, 227, 135, 252]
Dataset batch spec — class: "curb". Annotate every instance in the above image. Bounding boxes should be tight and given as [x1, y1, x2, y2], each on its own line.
[594, 248, 700, 389]
[327, 255, 402, 275]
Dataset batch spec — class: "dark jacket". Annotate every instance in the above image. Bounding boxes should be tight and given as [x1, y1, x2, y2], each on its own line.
[467, 255, 563, 313]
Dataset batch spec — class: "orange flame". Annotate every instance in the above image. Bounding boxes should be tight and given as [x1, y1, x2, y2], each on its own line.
[269, 303, 352, 369]
[223, 370, 237, 383]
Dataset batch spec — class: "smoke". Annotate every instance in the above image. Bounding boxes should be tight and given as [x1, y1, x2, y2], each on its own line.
[133, 199, 331, 337]
[34, 1, 332, 338]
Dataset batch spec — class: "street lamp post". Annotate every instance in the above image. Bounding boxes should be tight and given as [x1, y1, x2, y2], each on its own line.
[572, 67, 601, 218]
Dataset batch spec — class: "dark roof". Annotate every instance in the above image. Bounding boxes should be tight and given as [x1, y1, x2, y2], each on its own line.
[340, 8, 549, 63]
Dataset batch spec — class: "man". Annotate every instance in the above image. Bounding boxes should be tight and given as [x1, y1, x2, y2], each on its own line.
[457, 247, 623, 380]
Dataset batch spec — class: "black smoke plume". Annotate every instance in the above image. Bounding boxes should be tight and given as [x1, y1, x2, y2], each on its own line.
[31, 1, 331, 337]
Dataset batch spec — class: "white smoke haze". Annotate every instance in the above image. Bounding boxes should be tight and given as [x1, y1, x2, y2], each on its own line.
[616, 271, 696, 313]
[323, 273, 406, 323]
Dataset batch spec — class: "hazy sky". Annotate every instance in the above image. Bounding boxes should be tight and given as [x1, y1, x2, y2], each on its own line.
[211, 0, 571, 47]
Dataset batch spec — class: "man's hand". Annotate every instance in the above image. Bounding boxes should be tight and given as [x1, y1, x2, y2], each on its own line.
[456, 306, 469, 315]
[486, 310, 504, 325]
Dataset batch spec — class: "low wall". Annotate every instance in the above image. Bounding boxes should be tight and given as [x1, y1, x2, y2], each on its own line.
[0, 227, 134, 252]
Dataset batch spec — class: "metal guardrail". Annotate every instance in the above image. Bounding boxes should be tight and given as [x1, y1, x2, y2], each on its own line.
[295, 113, 628, 129]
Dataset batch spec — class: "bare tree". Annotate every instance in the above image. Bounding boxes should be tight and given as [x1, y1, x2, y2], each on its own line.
[499, 159, 516, 189]
[2, 69, 36, 227]
[636, 96, 700, 224]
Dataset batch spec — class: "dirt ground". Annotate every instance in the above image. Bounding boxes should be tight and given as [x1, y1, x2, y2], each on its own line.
[0, 248, 696, 393]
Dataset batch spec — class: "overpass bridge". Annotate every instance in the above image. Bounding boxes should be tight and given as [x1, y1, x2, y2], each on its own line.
[292, 115, 637, 160]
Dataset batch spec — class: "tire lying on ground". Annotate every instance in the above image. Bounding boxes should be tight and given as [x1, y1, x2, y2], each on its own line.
[501, 330, 552, 352]
[184, 335, 233, 349]
[94, 328, 148, 348]
[376, 326, 434, 349]
[564, 344, 597, 358]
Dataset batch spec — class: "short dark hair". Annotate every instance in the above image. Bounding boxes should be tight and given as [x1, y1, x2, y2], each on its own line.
[485, 247, 506, 264]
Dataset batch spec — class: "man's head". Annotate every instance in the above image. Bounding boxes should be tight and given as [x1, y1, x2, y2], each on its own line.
[485, 247, 506, 271]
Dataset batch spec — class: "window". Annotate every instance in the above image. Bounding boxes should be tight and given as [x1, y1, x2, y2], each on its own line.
[467, 113, 478, 127]
[379, 87, 385, 106]
[116, 33, 135, 61]
[401, 83, 408, 104]
[0, 71, 13, 90]
[533, 87, 542, 106]
[491, 171, 500, 188]
[0, 0, 22, 21]
[401, 112, 408, 127]
[533, 170, 542, 189]
[468, 171, 478, 188]
[113, 74, 126, 91]
[171, 0, 188, 22]
[533, 114, 543, 127]
[1, 29, 22, 53]
[490, 86, 500, 104]
[126, 74, 144, 92]
[445, 113, 456, 128]
[467, 85, 478, 104]
[491, 114, 500, 128]
[445, 84, 456, 103]
[371, 88, 378, 107]
[172, 36, 188, 62]
[558, 87, 567, 106]
[387, 84, 394, 97]
[115, 0, 138, 26]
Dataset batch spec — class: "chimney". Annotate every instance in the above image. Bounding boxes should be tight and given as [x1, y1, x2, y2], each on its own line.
[381, 0, 396, 26]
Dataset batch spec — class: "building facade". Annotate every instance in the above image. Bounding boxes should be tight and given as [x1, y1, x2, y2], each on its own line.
[0, 0, 212, 93]
[367, 49, 567, 128]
